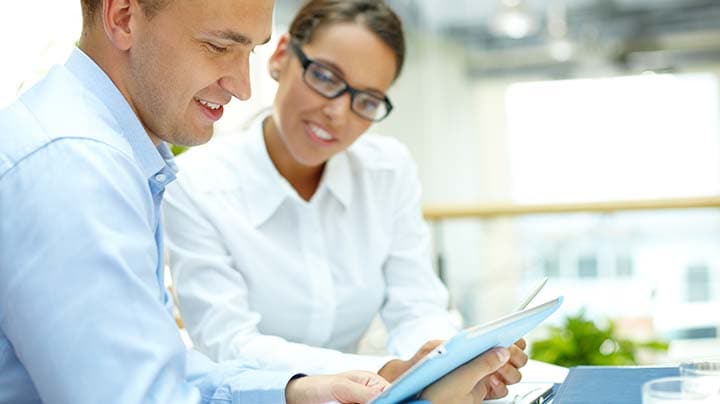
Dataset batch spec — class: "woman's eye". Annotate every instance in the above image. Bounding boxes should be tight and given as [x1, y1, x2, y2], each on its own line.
[359, 98, 380, 112]
[312, 67, 337, 84]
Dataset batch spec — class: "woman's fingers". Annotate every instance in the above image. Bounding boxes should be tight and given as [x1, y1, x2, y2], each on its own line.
[421, 348, 510, 403]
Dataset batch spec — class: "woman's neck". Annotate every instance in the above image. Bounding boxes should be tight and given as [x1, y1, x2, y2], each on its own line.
[262, 116, 324, 202]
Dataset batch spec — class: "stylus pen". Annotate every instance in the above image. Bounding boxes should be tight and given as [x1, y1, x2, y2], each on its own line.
[516, 277, 548, 311]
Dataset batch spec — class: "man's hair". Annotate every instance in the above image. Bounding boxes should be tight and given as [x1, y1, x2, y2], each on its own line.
[80, 0, 170, 28]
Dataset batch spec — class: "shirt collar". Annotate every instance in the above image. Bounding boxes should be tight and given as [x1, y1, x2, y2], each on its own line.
[149, 143, 178, 194]
[65, 47, 171, 181]
[241, 115, 353, 227]
[323, 149, 353, 209]
[242, 116, 294, 227]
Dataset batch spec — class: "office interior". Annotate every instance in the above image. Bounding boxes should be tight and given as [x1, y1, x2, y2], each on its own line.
[3, 0, 719, 368]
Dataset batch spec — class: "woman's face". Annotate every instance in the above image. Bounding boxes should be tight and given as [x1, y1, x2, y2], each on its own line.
[268, 22, 398, 168]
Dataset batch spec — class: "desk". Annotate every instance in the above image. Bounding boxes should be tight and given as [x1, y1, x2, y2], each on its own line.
[485, 359, 567, 403]
[518, 359, 568, 384]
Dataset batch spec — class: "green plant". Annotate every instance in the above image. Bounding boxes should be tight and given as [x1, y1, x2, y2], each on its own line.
[170, 144, 188, 156]
[530, 310, 669, 367]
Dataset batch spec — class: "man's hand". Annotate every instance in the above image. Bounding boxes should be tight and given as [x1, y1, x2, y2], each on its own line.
[285, 371, 389, 404]
[378, 340, 444, 382]
[421, 347, 510, 403]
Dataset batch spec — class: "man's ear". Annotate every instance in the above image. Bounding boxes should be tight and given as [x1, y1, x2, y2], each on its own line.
[101, 0, 137, 51]
[268, 33, 292, 80]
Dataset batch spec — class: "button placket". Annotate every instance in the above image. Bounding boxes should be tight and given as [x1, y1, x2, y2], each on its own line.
[299, 202, 335, 346]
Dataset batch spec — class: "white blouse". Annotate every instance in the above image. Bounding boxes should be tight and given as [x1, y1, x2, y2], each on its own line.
[163, 115, 458, 374]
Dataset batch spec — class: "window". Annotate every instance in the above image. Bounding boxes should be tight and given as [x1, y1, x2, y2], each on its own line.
[506, 73, 720, 204]
[543, 256, 560, 278]
[578, 255, 598, 278]
[686, 264, 711, 302]
[616, 254, 634, 278]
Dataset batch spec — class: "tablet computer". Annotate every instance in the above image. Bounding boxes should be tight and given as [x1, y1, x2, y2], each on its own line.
[369, 296, 563, 404]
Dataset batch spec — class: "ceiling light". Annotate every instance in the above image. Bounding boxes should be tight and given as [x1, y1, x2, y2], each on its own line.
[489, 0, 540, 39]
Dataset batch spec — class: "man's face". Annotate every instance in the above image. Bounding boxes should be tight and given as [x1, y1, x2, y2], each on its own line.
[126, 0, 273, 146]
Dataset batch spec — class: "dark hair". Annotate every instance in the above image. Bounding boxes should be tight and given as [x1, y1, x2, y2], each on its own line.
[289, 0, 406, 79]
[80, 0, 169, 27]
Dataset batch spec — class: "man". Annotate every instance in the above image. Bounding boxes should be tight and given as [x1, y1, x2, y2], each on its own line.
[0, 0, 514, 402]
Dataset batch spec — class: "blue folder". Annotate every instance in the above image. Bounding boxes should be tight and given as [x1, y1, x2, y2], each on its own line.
[551, 366, 679, 404]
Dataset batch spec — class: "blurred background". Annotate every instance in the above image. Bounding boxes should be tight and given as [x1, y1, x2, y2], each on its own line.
[3, 0, 719, 367]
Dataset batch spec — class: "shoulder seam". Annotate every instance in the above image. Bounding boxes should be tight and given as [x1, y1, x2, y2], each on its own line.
[0, 136, 137, 184]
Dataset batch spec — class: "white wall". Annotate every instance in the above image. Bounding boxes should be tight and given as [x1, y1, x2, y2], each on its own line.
[374, 32, 720, 325]
[373, 34, 534, 322]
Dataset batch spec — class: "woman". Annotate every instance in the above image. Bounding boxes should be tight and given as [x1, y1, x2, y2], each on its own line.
[163, 0, 526, 397]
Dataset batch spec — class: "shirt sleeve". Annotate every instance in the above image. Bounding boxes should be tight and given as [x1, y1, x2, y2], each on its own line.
[185, 349, 295, 403]
[163, 174, 394, 375]
[378, 143, 460, 358]
[0, 139, 291, 403]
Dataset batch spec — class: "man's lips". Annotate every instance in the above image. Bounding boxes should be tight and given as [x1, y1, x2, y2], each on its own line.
[194, 97, 224, 121]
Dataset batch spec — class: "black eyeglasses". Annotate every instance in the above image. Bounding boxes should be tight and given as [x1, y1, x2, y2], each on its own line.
[290, 39, 393, 122]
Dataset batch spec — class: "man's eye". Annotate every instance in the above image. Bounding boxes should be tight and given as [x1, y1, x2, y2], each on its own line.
[206, 43, 229, 54]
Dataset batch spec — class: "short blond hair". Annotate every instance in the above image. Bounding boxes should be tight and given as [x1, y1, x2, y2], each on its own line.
[80, 0, 170, 28]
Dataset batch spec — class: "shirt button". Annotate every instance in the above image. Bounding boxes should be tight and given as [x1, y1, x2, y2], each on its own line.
[155, 173, 167, 182]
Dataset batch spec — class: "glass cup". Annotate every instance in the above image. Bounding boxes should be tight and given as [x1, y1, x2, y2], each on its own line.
[642, 376, 720, 404]
[680, 358, 720, 378]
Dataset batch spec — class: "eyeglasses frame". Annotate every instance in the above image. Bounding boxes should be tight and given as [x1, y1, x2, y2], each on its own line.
[289, 39, 394, 122]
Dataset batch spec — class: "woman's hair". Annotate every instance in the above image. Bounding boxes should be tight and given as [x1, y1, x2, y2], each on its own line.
[288, 0, 406, 79]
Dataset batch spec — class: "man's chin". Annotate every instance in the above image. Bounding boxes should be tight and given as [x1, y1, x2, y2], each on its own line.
[171, 127, 215, 148]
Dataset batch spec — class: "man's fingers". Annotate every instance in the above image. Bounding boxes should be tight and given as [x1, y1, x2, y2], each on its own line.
[334, 372, 388, 403]
[514, 338, 527, 351]
[334, 381, 378, 403]
[345, 371, 390, 391]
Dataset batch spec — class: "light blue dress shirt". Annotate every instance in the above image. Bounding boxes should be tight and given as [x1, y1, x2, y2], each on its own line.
[0, 48, 293, 403]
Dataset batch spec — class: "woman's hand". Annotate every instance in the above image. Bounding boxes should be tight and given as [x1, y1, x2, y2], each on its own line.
[421, 347, 511, 403]
[483, 339, 529, 399]
[378, 340, 444, 382]
[379, 338, 528, 401]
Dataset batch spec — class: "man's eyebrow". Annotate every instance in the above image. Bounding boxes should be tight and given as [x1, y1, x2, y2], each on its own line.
[208, 30, 272, 46]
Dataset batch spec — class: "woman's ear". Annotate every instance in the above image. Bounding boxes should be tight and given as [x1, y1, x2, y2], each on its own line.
[268, 33, 292, 81]
[100, 0, 141, 51]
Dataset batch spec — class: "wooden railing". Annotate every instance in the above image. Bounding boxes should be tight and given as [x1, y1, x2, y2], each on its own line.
[422, 195, 720, 284]
[423, 196, 720, 220]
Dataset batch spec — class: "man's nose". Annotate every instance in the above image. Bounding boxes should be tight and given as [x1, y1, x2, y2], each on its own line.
[219, 58, 252, 101]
